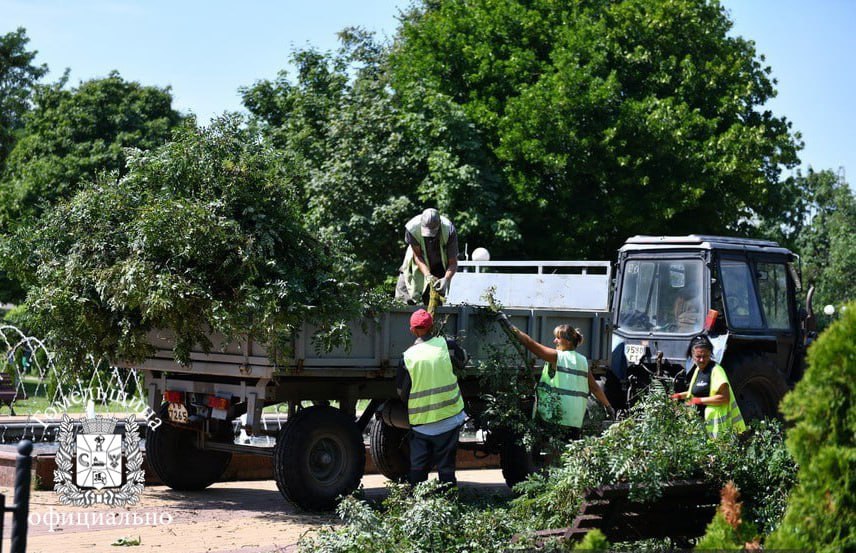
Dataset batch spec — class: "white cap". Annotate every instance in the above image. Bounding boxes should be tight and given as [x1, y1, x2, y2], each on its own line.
[420, 208, 440, 237]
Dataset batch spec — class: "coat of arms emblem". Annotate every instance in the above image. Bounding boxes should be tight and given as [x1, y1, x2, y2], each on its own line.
[54, 414, 146, 506]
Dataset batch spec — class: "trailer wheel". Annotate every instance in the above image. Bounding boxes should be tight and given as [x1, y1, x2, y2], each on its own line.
[274, 405, 365, 511]
[499, 436, 540, 488]
[146, 417, 232, 491]
[727, 354, 788, 421]
[368, 419, 409, 482]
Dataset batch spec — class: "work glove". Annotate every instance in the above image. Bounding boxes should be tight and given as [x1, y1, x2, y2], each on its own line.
[433, 276, 449, 296]
[495, 310, 513, 329]
[669, 393, 683, 400]
[686, 397, 703, 406]
[605, 405, 616, 420]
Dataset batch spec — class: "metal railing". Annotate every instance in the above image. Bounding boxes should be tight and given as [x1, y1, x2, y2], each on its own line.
[0, 440, 32, 553]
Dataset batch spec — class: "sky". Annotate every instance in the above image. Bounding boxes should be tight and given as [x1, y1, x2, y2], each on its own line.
[2, 0, 854, 184]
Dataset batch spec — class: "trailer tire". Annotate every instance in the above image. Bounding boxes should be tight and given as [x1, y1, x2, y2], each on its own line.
[368, 419, 409, 482]
[146, 417, 232, 491]
[499, 436, 539, 489]
[274, 405, 365, 511]
[727, 354, 788, 421]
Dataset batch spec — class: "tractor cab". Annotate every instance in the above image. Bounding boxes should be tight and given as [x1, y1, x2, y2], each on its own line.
[607, 235, 809, 420]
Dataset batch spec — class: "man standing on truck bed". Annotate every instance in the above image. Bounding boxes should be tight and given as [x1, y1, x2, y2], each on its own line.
[398, 309, 467, 486]
[395, 208, 459, 305]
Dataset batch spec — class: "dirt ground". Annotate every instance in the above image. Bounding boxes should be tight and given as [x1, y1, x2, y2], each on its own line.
[1, 469, 509, 553]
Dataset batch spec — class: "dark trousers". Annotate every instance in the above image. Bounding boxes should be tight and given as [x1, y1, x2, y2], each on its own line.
[408, 425, 462, 486]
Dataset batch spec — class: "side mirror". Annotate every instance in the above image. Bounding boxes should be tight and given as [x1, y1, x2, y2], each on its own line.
[803, 285, 816, 333]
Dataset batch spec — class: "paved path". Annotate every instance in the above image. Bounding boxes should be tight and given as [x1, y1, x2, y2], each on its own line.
[2, 469, 509, 553]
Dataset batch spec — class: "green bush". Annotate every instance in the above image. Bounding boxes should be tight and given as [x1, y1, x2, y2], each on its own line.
[766, 302, 855, 552]
[710, 419, 797, 535]
[1, 116, 370, 368]
[694, 482, 759, 551]
[573, 528, 610, 550]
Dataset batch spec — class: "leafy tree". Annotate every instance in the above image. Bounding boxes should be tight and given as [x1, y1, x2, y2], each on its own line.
[0, 27, 48, 171]
[242, 29, 517, 286]
[766, 301, 855, 552]
[0, 116, 368, 368]
[0, 70, 183, 231]
[795, 169, 855, 316]
[390, 0, 801, 260]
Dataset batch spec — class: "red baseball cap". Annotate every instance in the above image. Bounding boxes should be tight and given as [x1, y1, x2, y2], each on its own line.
[410, 309, 433, 331]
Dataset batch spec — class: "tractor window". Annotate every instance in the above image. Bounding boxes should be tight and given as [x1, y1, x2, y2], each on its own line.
[756, 262, 792, 329]
[617, 259, 704, 333]
[720, 259, 763, 329]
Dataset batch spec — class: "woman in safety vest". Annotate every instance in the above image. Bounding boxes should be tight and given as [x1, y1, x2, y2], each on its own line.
[499, 314, 614, 440]
[670, 335, 746, 439]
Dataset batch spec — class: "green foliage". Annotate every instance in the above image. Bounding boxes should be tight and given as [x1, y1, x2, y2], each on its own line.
[297, 387, 795, 550]
[512, 383, 711, 529]
[511, 385, 795, 532]
[0, 71, 182, 232]
[767, 301, 855, 552]
[299, 481, 521, 553]
[391, 0, 801, 261]
[694, 482, 759, 551]
[796, 170, 854, 326]
[695, 511, 750, 551]
[0, 116, 367, 368]
[243, 30, 516, 287]
[0, 27, 48, 171]
[472, 338, 572, 455]
[709, 420, 797, 535]
[573, 528, 610, 550]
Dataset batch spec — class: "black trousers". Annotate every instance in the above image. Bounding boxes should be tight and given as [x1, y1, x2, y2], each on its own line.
[408, 425, 462, 486]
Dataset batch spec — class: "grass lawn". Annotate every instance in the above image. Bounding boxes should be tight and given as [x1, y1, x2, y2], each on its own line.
[4, 374, 146, 416]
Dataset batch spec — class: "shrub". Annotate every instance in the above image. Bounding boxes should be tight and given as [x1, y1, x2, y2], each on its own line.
[573, 528, 610, 550]
[710, 419, 797, 535]
[766, 302, 855, 552]
[694, 482, 759, 550]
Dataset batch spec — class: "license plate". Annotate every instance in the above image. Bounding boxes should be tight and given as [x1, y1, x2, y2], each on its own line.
[167, 402, 189, 423]
[624, 344, 647, 364]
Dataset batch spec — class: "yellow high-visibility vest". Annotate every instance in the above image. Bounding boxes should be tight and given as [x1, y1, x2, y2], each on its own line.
[536, 350, 589, 428]
[399, 215, 452, 300]
[404, 337, 464, 425]
[688, 363, 747, 439]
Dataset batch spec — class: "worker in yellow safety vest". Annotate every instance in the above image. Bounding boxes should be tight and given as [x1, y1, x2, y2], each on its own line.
[397, 309, 467, 485]
[395, 208, 459, 305]
[670, 335, 746, 439]
[498, 313, 614, 440]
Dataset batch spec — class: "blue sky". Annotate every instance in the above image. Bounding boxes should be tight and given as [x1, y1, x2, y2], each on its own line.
[3, 0, 854, 183]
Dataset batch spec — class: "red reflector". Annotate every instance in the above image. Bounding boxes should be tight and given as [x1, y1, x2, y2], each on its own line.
[704, 309, 719, 331]
[163, 390, 183, 403]
[207, 396, 230, 410]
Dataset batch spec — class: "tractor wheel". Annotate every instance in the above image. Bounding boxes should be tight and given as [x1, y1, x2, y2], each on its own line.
[727, 354, 789, 421]
[273, 405, 365, 511]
